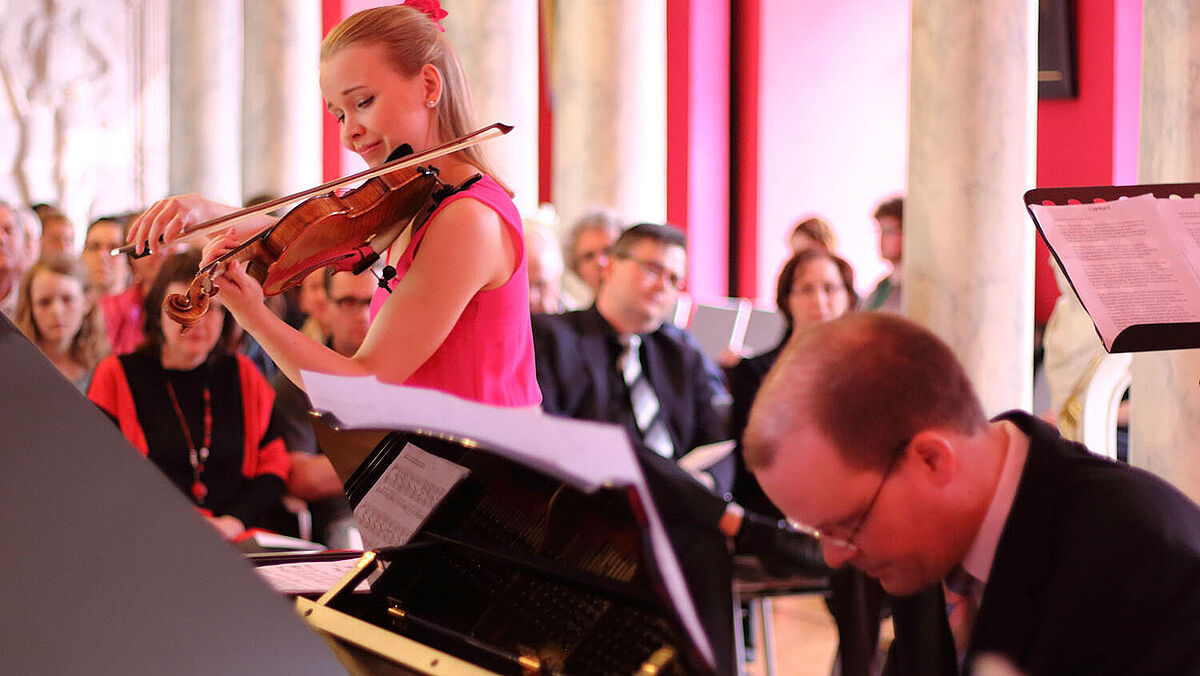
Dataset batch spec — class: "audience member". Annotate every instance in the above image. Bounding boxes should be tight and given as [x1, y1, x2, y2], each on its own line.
[296, 270, 331, 343]
[533, 223, 827, 672]
[744, 313, 1200, 675]
[272, 268, 375, 548]
[560, 208, 623, 309]
[524, 214, 566, 314]
[82, 215, 143, 354]
[727, 249, 881, 675]
[789, 215, 838, 254]
[730, 248, 858, 515]
[864, 196, 903, 312]
[88, 250, 290, 541]
[33, 205, 77, 259]
[15, 255, 108, 392]
[0, 200, 34, 319]
[535, 222, 730, 478]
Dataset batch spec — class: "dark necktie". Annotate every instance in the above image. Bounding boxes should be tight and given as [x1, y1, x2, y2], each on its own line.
[944, 566, 979, 668]
[618, 335, 674, 458]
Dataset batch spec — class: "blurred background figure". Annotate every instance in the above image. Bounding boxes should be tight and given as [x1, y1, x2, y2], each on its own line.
[273, 267, 376, 549]
[88, 250, 290, 542]
[296, 270, 331, 344]
[788, 214, 837, 254]
[561, 208, 624, 309]
[32, 203, 77, 258]
[727, 247, 884, 676]
[864, 196, 904, 312]
[81, 215, 142, 354]
[0, 200, 35, 319]
[729, 247, 859, 515]
[15, 255, 108, 391]
[523, 203, 567, 314]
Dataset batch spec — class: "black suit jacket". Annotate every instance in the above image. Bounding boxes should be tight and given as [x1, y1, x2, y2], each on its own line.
[886, 412, 1200, 675]
[531, 307, 733, 488]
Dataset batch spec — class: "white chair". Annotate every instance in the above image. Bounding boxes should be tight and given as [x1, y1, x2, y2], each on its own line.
[1075, 353, 1132, 461]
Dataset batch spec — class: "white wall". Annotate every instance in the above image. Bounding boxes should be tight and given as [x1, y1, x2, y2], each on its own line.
[756, 0, 910, 302]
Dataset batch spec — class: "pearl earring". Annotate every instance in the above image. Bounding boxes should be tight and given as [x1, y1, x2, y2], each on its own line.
[426, 100, 436, 108]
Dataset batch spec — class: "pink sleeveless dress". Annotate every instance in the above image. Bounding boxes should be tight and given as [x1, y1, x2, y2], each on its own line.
[369, 174, 542, 407]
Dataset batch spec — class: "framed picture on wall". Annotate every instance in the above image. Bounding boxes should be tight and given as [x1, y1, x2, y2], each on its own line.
[1039, 0, 1077, 99]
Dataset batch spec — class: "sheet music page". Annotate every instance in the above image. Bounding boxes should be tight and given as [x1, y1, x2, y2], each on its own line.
[1030, 193, 1200, 349]
[1155, 196, 1200, 273]
[354, 442, 469, 549]
[301, 372, 716, 667]
[254, 558, 371, 595]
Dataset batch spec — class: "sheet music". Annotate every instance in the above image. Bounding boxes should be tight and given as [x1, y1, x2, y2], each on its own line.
[1030, 193, 1200, 349]
[301, 372, 715, 667]
[355, 442, 469, 549]
[1156, 197, 1200, 273]
[254, 558, 371, 595]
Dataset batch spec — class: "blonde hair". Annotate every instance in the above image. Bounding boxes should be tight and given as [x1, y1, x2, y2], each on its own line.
[15, 255, 109, 370]
[789, 215, 837, 252]
[321, 5, 511, 195]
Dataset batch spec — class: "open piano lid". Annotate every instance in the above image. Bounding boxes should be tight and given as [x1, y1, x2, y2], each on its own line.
[300, 371, 716, 675]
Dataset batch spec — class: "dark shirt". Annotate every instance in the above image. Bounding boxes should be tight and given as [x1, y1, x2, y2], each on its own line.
[271, 363, 354, 545]
[728, 342, 786, 517]
[117, 352, 286, 527]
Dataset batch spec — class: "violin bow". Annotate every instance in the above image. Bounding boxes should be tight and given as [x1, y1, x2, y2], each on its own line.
[111, 122, 513, 257]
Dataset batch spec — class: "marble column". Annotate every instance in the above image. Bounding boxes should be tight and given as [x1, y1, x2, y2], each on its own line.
[241, 0, 322, 204]
[905, 0, 1037, 415]
[1129, 2, 1200, 502]
[551, 0, 666, 228]
[168, 0, 243, 205]
[442, 0, 539, 215]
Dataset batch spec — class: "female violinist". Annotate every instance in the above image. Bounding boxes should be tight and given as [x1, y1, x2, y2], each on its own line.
[126, 2, 540, 407]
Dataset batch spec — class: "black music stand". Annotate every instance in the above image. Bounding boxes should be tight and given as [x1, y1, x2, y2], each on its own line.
[0, 315, 342, 674]
[1025, 182, 1200, 352]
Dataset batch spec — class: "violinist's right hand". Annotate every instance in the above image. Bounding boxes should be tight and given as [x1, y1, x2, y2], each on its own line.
[126, 193, 238, 255]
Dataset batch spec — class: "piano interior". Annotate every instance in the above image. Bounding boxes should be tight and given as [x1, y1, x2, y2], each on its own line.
[321, 430, 711, 676]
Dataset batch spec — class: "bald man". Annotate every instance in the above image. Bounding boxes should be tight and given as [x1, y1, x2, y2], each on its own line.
[744, 313, 1200, 675]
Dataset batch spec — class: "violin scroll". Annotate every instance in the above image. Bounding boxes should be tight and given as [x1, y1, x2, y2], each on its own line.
[164, 273, 217, 329]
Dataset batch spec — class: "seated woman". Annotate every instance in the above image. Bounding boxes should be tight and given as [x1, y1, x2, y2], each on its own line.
[15, 255, 108, 392]
[730, 247, 857, 513]
[729, 248, 883, 676]
[88, 250, 290, 541]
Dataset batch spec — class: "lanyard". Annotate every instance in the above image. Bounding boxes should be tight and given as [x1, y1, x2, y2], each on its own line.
[165, 378, 213, 503]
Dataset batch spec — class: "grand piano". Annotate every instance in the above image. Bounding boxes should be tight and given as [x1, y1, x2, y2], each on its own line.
[0, 307, 724, 674]
[291, 372, 721, 675]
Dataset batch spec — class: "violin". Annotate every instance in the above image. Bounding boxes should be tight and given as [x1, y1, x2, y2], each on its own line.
[116, 123, 512, 328]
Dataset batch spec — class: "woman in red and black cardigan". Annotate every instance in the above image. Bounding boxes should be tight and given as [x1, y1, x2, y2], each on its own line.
[88, 250, 290, 541]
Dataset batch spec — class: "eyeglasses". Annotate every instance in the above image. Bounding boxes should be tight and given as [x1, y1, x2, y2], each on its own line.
[786, 438, 909, 554]
[332, 296, 373, 311]
[615, 254, 685, 290]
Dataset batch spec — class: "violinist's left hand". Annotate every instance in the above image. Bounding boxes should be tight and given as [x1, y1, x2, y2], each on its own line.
[212, 258, 266, 324]
[204, 231, 266, 323]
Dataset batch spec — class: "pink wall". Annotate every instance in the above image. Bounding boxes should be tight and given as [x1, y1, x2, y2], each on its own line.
[667, 0, 731, 300]
[755, 0, 910, 303]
